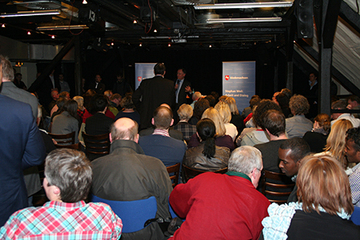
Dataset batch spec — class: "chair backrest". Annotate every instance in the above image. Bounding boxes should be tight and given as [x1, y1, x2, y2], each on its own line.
[167, 163, 180, 188]
[54, 143, 80, 150]
[182, 164, 228, 183]
[351, 206, 360, 226]
[48, 132, 75, 145]
[91, 195, 157, 233]
[82, 132, 110, 159]
[261, 170, 295, 204]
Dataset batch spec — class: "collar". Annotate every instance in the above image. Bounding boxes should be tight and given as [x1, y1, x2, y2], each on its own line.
[226, 171, 251, 182]
[110, 139, 145, 154]
[352, 162, 360, 172]
[45, 200, 86, 210]
[155, 74, 164, 78]
[153, 128, 170, 137]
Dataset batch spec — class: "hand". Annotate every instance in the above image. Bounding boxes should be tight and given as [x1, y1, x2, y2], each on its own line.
[175, 84, 179, 90]
[185, 86, 191, 92]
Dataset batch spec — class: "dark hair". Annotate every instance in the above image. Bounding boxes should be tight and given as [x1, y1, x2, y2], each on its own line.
[193, 98, 210, 120]
[262, 110, 285, 136]
[45, 149, 92, 203]
[63, 99, 79, 120]
[348, 95, 360, 104]
[280, 137, 310, 162]
[51, 97, 68, 121]
[91, 94, 108, 112]
[153, 106, 173, 129]
[205, 95, 216, 107]
[346, 127, 360, 152]
[120, 95, 135, 109]
[275, 92, 290, 109]
[331, 100, 347, 110]
[314, 113, 331, 133]
[197, 118, 216, 158]
[253, 99, 282, 128]
[178, 68, 187, 74]
[154, 63, 166, 75]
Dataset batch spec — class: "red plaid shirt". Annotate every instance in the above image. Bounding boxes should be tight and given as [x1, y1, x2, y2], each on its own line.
[0, 201, 122, 239]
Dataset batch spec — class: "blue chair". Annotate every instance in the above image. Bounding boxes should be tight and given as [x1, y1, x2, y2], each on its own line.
[91, 195, 157, 233]
[351, 206, 360, 225]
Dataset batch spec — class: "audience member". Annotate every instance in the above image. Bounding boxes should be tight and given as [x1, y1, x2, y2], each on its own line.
[115, 94, 140, 126]
[58, 73, 70, 93]
[224, 96, 245, 137]
[331, 100, 360, 127]
[89, 74, 106, 94]
[0, 55, 46, 226]
[205, 94, 216, 107]
[347, 95, 360, 118]
[278, 138, 310, 203]
[345, 127, 360, 207]
[139, 106, 186, 167]
[261, 155, 360, 240]
[188, 98, 209, 125]
[133, 63, 175, 129]
[91, 118, 172, 239]
[275, 92, 291, 117]
[112, 71, 132, 97]
[0, 149, 123, 239]
[13, 72, 27, 90]
[51, 99, 80, 143]
[183, 118, 230, 171]
[241, 95, 261, 119]
[303, 113, 331, 153]
[215, 101, 238, 141]
[188, 107, 235, 151]
[169, 146, 270, 239]
[1, 58, 38, 119]
[190, 91, 202, 109]
[85, 95, 114, 135]
[286, 94, 313, 138]
[173, 103, 196, 141]
[73, 95, 86, 122]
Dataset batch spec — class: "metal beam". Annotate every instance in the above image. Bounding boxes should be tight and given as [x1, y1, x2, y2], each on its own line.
[339, 1, 360, 34]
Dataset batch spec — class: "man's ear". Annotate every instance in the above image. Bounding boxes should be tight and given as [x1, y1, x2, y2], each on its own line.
[151, 118, 155, 126]
[134, 134, 139, 143]
[170, 119, 174, 127]
[53, 186, 60, 195]
[109, 133, 113, 143]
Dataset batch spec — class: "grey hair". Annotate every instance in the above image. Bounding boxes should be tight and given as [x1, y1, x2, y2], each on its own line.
[228, 146, 262, 174]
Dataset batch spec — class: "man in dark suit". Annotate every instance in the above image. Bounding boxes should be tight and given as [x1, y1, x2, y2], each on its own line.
[0, 55, 46, 226]
[88, 74, 106, 94]
[133, 63, 175, 130]
[37, 69, 60, 113]
[175, 68, 192, 109]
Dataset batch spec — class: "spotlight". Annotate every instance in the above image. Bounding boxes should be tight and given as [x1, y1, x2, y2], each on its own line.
[153, 29, 157, 33]
[51, 35, 55, 39]
[139, 43, 142, 47]
[82, 0, 88, 4]
[133, 20, 137, 24]
[27, 31, 31, 35]
[168, 43, 171, 47]
[1, 24, 5, 28]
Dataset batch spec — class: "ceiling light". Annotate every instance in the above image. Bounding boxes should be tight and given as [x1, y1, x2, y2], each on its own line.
[27, 31, 31, 35]
[133, 20, 137, 24]
[0, 10, 61, 18]
[36, 25, 89, 31]
[194, 1, 293, 10]
[111, 42, 114, 46]
[51, 35, 55, 39]
[207, 17, 282, 23]
[209, 45, 212, 48]
[82, 0, 88, 4]
[168, 43, 171, 47]
[139, 43, 142, 47]
[1, 24, 5, 28]
[153, 29, 157, 33]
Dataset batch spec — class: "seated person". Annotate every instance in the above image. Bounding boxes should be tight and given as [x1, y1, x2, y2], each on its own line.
[115, 94, 140, 126]
[261, 154, 360, 240]
[0, 148, 122, 239]
[183, 118, 230, 171]
[173, 103, 196, 142]
[85, 94, 114, 135]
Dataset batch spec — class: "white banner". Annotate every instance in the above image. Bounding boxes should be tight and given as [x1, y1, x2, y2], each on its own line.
[134, 63, 156, 90]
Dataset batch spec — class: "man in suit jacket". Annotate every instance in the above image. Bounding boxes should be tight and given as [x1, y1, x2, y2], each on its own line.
[88, 74, 106, 94]
[133, 63, 175, 130]
[175, 68, 192, 109]
[0, 55, 46, 226]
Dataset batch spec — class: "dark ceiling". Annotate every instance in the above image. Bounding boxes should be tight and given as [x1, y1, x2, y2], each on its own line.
[0, 0, 295, 49]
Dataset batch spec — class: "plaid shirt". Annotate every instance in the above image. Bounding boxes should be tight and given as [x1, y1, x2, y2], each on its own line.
[173, 121, 196, 141]
[0, 201, 122, 240]
[350, 163, 360, 207]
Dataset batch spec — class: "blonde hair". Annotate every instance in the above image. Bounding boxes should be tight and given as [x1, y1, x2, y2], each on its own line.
[224, 97, 239, 115]
[214, 101, 232, 124]
[201, 107, 226, 137]
[325, 119, 353, 168]
[297, 154, 354, 215]
[177, 104, 193, 121]
[73, 96, 84, 111]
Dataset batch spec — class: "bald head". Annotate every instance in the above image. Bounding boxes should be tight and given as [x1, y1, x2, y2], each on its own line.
[160, 103, 171, 109]
[110, 118, 139, 142]
[153, 106, 173, 129]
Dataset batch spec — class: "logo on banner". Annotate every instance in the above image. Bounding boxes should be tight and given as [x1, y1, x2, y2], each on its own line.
[137, 76, 142, 82]
[225, 75, 230, 81]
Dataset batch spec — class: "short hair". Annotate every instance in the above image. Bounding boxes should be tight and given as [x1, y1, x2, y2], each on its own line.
[228, 146, 262, 174]
[202, 107, 226, 136]
[275, 92, 290, 109]
[314, 113, 331, 133]
[197, 118, 216, 158]
[120, 95, 135, 109]
[44, 149, 92, 203]
[0, 55, 14, 80]
[177, 104, 193, 121]
[15, 72, 22, 78]
[73, 96, 84, 110]
[104, 90, 113, 99]
[348, 95, 360, 104]
[346, 127, 360, 152]
[193, 98, 210, 120]
[249, 95, 261, 109]
[279, 137, 310, 162]
[331, 100, 347, 110]
[214, 101, 232, 124]
[110, 118, 138, 141]
[153, 106, 173, 129]
[261, 110, 285, 136]
[224, 97, 239, 115]
[59, 91, 70, 99]
[205, 95, 216, 107]
[297, 155, 354, 216]
[91, 94, 108, 112]
[218, 95, 228, 102]
[63, 99, 78, 119]
[154, 63, 166, 75]
[253, 99, 281, 128]
[325, 119, 353, 168]
[177, 68, 187, 74]
[289, 94, 310, 115]
[281, 88, 292, 99]
[111, 93, 121, 101]
[192, 91, 202, 101]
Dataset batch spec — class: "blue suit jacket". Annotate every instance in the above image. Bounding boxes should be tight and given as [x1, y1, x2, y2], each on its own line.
[0, 95, 46, 226]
